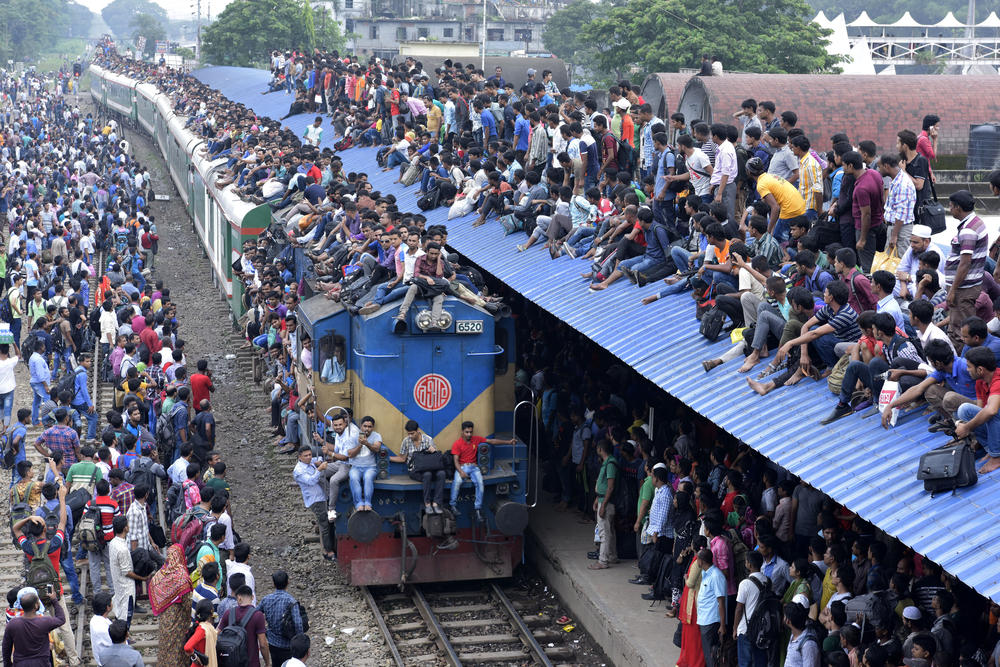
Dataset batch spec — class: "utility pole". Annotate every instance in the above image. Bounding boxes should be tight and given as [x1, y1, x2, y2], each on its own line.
[197, 0, 202, 58]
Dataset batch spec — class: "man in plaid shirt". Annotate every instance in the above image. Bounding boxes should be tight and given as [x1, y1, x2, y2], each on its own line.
[126, 484, 163, 565]
[108, 469, 135, 515]
[33, 408, 82, 471]
[879, 153, 916, 253]
[389, 420, 446, 515]
[791, 135, 823, 221]
[259, 571, 306, 667]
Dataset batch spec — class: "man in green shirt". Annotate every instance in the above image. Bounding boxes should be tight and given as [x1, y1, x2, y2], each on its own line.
[589, 440, 618, 570]
[65, 446, 103, 490]
[193, 523, 227, 593]
[206, 462, 231, 497]
[635, 459, 655, 554]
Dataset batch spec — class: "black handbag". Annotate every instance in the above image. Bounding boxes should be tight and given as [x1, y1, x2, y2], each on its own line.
[407, 450, 445, 475]
[917, 439, 978, 496]
[416, 277, 449, 298]
[699, 307, 726, 341]
[921, 181, 947, 235]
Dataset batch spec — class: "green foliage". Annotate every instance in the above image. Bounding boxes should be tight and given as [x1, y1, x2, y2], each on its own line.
[201, 0, 317, 67]
[312, 6, 348, 53]
[129, 13, 166, 58]
[581, 0, 843, 75]
[175, 46, 196, 60]
[100, 0, 168, 40]
[0, 0, 92, 63]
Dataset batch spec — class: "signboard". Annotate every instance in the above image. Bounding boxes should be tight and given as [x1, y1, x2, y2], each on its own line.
[414, 374, 452, 412]
[156, 41, 168, 54]
[136, 36, 146, 52]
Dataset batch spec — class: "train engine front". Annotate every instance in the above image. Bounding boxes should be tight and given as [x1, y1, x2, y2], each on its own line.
[296, 292, 530, 586]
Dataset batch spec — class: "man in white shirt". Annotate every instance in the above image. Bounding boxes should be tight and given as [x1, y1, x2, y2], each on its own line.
[348, 416, 381, 511]
[734, 551, 769, 667]
[893, 224, 946, 299]
[286, 634, 312, 667]
[711, 124, 738, 222]
[226, 542, 257, 605]
[90, 593, 114, 666]
[303, 116, 324, 146]
[322, 411, 357, 521]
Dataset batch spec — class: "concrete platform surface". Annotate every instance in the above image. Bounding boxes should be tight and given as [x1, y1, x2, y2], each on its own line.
[525, 501, 681, 667]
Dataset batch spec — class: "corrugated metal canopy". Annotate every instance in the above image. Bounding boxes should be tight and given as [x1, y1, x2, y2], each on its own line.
[334, 146, 1000, 603]
[199, 70, 1000, 603]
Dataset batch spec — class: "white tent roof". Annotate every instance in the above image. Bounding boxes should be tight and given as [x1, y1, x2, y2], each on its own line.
[841, 35, 876, 75]
[812, 11, 832, 28]
[827, 13, 852, 59]
[878, 64, 897, 75]
[977, 11, 1000, 27]
[934, 11, 965, 27]
[888, 11, 923, 27]
[848, 11, 878, 27]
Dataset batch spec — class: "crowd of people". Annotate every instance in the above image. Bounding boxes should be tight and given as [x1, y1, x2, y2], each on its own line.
[2, 49, 317, 667]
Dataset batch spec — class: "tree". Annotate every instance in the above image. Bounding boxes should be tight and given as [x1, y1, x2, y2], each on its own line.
[543, 0, 613, 61]
[101, 0, 168, 40]
[201, 0, 316, 67]
[175, 46, 196, 60]
[582, 0, 843, 75]
[312, 6, 349, 54]
[0, 0, 89, 63]
[129, 13, 166, 58]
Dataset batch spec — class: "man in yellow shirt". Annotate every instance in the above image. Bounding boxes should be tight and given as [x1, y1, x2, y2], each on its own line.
[747, 157, 805, 244]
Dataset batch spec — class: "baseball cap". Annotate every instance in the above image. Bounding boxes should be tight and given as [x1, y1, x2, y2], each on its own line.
[526, 68, 536, 76]
[614, 98, 630, 110]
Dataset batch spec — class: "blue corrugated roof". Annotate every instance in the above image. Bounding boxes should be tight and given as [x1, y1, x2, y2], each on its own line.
[197, 70, 1000, 603]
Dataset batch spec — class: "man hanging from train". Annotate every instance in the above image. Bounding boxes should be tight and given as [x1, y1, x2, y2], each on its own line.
[449, 422, 515, 523]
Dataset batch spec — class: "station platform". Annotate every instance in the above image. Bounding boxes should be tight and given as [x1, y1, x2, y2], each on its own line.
[524, 502, 680, 667]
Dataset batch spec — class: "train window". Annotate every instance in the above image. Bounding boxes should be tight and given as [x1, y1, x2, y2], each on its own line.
[494, 326, 508, 375]
[319, 332, 348, 384]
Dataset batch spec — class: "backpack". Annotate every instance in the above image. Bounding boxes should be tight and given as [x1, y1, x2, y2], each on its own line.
[66, 469, 97, 523]
[185, 539, 210, 573]
[280, 599, 310, 640]
[0, 287, 13, 323]
[172, 508, 211, 552]
[725, 528, 750, 584]
[114, 229, 129, 254]
[56, 366, 85, 399]
[0, 423, 20, 470]
[41, 502, 61, 541]
[616, 139, 635, 173]
[20, 332, 41, 368]
[77, 504, 105, 552]
[126, 457, 156, 492]
[26, 539, 59, 602]
[217, 605, 256, 667]
[165, 482, 188, 525]
[917, 440, 978, 497]
[417, 189, 441, 212]
[156, 406, 178, 452]
[734, 145, 752, 185]
[699, 307, 726, 341]
[89, 307, 102, 334]
[131, 548, 157, 578]
[746, 576, 783, 650]
[712, 637, 738, 667]
[9, 481, 35, 546]
[844, 590, 898, 641]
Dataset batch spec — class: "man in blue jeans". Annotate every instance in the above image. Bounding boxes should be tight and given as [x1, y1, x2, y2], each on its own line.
[347, 416, 382, 511]
[734, 551, 769, 667]
[449, 421, 515, 522]
[954, 345, 1000, 475]
[774, 281, 861, 381]
[28, 338, 50, 426]
[70, 355, 99, 442]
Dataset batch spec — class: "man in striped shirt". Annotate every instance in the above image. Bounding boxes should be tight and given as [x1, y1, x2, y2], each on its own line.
[791, 135, 823, 221]
[944, 191, 988, 352]
[85, 479, 121, 597]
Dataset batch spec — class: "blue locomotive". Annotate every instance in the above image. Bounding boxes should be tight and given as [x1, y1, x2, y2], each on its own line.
[296, 293, 532, 586]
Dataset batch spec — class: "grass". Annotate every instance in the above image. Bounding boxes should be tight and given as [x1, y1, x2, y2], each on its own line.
[33, 38, 89, 74]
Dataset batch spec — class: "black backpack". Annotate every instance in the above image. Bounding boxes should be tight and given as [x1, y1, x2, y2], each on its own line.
[699, 307, 726, 341]
[417, 189, 441, 212]
[21, 332, 41, 367]
[66, 470, 98, 523]
[126, 458, 156, 492]
[89, 307, 102, 334]
[131, 547, 157, 578]
[667, 151, 689, 193]
[0, 423, 20, 470]
[56, 367, 85, 399]
[746, 576, 783, 650]
[0, 287, 13, 323]
[165, 482, 188, 525]
[616, 139, 635, 173]
[217, 605, 256, 667]
[280, 599, 310, 640]
[41, 502, 61, 541]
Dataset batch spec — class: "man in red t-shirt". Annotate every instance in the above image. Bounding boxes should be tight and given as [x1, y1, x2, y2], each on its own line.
[190, 360, 215, 413]
[954, 345, 1000, 474]
[449, 422, 515, 520]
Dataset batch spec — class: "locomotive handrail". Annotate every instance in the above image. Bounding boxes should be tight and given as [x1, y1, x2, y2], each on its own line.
[466, 345, 504, 357]
[352, 350, 401, 359]
[512, 398, 541, 508]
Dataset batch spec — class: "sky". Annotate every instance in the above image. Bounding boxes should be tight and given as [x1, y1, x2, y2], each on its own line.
[73, 0, 235, 21]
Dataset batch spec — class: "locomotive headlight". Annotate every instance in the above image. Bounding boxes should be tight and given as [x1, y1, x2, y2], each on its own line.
[416, 310, 434, 330]
[436, 312, 453, 329]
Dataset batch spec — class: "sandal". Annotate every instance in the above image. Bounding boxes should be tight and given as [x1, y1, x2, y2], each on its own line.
[587, 563, 609, 570]
[557, 616, 572, 625]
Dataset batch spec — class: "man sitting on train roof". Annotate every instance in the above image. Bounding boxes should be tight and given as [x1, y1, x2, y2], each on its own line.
[391, 420, 446, 516]
[450, 422, 515, 523]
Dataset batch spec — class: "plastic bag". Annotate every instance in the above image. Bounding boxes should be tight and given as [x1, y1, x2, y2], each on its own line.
[448, 196, 474, 220]
[871, 247, 901, 274]
[879, 380, 900, 427]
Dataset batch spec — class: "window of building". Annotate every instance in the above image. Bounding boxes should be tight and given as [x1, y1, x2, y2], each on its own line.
[464, 27, 474, 41]
[418, 27, 429, 38]
[396, 27, 407, 40]
[345, 0, 353, 7]
[443, 27, 453, 38]
[318, 332, 348, 384]
[487, 28, 504, 41]
[514, 29, 532, 41]
[346, 19, 354, 33]
[369, 25, 378, 39]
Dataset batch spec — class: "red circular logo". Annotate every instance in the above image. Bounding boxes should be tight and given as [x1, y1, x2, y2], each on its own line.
[414, 374, 452, 412]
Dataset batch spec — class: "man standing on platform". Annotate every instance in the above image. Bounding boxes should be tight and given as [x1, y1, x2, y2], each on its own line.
[588, 440, 618, 571]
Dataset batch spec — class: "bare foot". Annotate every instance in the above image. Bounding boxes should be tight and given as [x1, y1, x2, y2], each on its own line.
[580, 272, 593, 279]
[785, 368, 806, 386]
[738, 353, 760, 373]
[747, 378, 774, 396]
[590, 283, 608, 291]
[978, 455, 1000, 474]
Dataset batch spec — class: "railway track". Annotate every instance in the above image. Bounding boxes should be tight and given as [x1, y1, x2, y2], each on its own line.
[365, 582, 577, 667]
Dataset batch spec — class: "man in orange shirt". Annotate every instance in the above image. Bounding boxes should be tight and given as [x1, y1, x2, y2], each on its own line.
[449, 421, 514, 522]
[190, 360, 215, 414]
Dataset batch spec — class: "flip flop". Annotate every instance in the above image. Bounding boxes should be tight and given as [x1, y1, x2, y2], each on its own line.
[557, 616, 572, 625]
[588, 563, 609, 570]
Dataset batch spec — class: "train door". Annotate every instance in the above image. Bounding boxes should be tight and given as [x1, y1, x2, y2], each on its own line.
[430, 337, 462, 439]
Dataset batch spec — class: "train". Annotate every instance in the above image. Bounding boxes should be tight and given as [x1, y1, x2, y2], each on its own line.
[89, 62, 533, 587]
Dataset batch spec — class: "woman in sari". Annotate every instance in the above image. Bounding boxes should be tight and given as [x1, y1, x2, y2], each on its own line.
[150, 544, 194, 667]
[676, 535, 708, 667]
